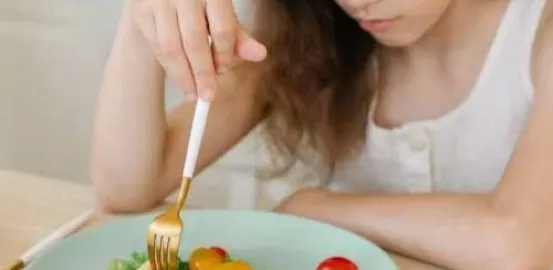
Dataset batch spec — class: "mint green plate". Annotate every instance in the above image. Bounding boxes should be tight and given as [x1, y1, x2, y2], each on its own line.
[28, 210, 397, 270]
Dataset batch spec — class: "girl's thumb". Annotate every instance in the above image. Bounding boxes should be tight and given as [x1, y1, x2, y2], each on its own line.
[235, 29, 267, 62]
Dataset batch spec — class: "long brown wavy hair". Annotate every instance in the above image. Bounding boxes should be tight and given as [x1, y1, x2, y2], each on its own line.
[238, 0, 379, 177]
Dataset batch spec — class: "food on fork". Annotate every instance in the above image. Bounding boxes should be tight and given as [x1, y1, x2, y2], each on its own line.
[108, 246, 359, 270]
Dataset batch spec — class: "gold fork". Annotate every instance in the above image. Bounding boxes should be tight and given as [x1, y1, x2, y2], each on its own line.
[147, 99, 211, 270]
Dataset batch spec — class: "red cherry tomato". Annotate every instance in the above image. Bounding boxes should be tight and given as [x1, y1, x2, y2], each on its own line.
[316, 257, 358, 270]
[210, 246, 229, 259]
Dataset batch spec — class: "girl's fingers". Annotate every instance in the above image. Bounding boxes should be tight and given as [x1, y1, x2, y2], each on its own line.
[205, 0, 238, 73]
[235, 28, 268, 63]
[132, 0, 263, 100]
[154, 1, 196, 99]
[176, 0, 218, 101]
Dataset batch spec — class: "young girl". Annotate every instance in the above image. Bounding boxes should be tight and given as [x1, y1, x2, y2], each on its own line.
[91, 0, 553, 269]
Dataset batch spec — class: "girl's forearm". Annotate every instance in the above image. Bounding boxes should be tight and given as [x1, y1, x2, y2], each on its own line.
[91, 8, 166, 212]
[280, 190, 537, 270]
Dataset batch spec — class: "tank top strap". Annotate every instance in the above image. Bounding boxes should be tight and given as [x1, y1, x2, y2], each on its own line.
[518, 0, 548, 99]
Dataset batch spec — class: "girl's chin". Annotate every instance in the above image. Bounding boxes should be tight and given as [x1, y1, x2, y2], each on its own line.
[369, 32, 421, 48]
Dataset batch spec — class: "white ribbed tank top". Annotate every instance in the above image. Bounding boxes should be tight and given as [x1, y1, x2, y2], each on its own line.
[328, 0, 547, 193]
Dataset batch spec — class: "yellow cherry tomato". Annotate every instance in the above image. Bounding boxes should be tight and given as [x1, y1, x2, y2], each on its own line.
[188, 247, 224, 270]
[208, 260, 253, 270]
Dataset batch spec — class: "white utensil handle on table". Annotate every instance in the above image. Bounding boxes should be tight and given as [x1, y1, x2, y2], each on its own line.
[21, 209, 95, 264]
[182, 99, 211, 178]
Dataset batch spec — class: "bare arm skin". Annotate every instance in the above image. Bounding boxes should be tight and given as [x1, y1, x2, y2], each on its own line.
[90, 9, 261, 213]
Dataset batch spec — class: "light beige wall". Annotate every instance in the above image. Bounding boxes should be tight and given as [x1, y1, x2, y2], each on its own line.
[1, 0, 122, 181]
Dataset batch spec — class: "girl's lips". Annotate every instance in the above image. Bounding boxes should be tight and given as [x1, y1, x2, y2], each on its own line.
[359, 18, 398, 33]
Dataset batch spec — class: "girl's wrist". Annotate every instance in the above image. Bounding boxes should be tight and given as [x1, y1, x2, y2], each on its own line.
[111, 8, 160, 67]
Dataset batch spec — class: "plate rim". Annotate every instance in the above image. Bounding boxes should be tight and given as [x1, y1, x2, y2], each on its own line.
[28, 209, 398, 269]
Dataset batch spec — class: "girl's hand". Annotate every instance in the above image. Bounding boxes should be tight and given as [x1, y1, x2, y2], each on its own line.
[127, 0, 267, 101]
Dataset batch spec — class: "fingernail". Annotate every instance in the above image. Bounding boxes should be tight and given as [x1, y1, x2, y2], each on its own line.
[201, 88, 214, 101]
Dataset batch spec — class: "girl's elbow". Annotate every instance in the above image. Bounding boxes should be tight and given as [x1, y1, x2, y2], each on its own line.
[91, 165, 160, 214]
[488, 216, 552, 270]
[490, 251, 549, 270]
[93, 188, 159, 214]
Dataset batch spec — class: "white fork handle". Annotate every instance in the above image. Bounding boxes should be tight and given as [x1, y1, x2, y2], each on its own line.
[182, 98, 211, 178]
[21, 210, 95, 265]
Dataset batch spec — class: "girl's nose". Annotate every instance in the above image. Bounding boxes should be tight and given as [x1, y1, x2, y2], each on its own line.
[348, 0, 382, 8]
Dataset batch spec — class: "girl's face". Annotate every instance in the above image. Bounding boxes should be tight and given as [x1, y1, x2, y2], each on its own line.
[335, 0, 451, 47]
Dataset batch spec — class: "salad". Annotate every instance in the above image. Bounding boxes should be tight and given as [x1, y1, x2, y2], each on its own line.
[108, 246, 359, 270]
[108, 246, 251, 270]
